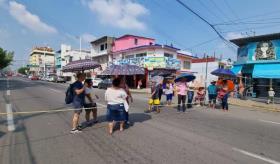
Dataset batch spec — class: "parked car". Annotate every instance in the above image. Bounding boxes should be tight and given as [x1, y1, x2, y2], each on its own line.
[48, 75, 56, 82]
[98, 79, 112, 89]
[55, 76, 66, 83]
[28, 75, 33, 79]
[31, 76, 39, 80]
[92, 78, 103, 87]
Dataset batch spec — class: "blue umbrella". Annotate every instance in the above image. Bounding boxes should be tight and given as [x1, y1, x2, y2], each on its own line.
[174, 73, 196, 83]
[211, 68, 236, 78]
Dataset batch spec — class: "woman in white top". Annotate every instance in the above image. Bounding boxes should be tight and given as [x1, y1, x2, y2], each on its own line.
[105, 77, 128, 135]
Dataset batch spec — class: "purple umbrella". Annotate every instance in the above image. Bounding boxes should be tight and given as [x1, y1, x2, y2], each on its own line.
[101, 64, 145, 75]
[211, 68, 236, 78]
[62, 59, 101, 72]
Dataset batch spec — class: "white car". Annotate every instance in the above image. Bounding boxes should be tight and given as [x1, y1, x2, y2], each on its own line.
[92, 78, 103, 87]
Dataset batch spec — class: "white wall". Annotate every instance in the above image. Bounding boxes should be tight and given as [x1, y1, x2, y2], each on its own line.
[191, 61, 219, 84]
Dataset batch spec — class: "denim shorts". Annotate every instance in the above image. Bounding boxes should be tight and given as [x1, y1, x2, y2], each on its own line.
[106, 104, 125, 122]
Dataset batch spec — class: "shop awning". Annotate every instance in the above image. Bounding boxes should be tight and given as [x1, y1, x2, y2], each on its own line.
[231, 65, 242, 75]
[252, 63, 280, 79]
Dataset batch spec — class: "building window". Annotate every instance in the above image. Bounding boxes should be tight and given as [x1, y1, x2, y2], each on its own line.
[100, 44, 105, 51]
[134, 38, 138, 45]
[164, 53, 173, 58]
[105, 43, 108, 49]
[183, 61, 191, 69]
[136, 53, 147, 58]
[125, 55, 135, 59]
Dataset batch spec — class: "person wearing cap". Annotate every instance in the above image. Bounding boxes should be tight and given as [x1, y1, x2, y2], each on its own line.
[208, 80, 218, 109]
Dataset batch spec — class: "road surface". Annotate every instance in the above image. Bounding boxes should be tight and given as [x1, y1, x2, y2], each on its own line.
[0, 77, 280, 164]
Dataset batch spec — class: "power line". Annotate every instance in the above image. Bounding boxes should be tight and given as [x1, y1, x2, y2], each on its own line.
[216, 9, 280, 25]
[175, 0, 230, 45]
[187, 37, 219, 49]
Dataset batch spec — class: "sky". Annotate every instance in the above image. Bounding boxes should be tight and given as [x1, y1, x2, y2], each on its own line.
[1, 0, 280, 69]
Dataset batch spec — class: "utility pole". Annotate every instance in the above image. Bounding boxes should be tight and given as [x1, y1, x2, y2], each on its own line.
[204, 55, 209, 104]
[80, 37, 82, 58]
[44, 49, 46, 77]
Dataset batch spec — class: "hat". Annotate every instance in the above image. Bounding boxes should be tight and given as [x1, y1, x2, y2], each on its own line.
[211, 80, 216, 84]
[270, 88, 273, 91]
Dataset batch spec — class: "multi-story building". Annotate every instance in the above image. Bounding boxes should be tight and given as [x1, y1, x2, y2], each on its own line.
[28, 47, 55, 76]
[56, 44, 91, 80]
[112, 35, 181, 88]
[230, 33, 280, 98]
[90, 36, 115, 74]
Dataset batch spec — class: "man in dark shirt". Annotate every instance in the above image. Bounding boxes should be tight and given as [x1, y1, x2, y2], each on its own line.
[71, 73, 86, 134]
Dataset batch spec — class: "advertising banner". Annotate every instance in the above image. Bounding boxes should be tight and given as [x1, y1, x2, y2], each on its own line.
[237, 39, 280, 64]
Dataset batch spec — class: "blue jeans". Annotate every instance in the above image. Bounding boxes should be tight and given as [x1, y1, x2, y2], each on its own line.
[221, 93, 229, 110]
[187, 91, 194, 108]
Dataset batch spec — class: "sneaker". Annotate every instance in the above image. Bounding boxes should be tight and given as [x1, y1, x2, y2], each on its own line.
[70, 129, 82, 134]
[77, 125, 83, 130]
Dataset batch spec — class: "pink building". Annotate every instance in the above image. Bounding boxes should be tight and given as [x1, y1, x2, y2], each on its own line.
[112, 35, 155, 53]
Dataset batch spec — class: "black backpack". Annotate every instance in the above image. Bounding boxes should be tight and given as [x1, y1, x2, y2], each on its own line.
[65, 84, 74, 104]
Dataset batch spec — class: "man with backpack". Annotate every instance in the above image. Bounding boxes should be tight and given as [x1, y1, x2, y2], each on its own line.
[67, 73, 86, 134]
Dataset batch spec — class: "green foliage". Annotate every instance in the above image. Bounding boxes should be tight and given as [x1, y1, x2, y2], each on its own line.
[0, 47, 14, 70]
[18, 67, 29, 75]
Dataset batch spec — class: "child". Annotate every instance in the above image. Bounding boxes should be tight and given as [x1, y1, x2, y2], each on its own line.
[195, 87, 205, 106]
[267, 88, 275, 104]
[165, 81, 174, 106]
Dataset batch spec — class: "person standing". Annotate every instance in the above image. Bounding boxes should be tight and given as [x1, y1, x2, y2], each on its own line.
[219, 80, 229, 111]
[267, 88, 275, 104]
[84, 79, 99, 126]
[148, 80, 162, 113]
[105, 78, 128, 135]
[176, 78, 187, 112]
[208, 81, 218, 109]
[165, 81, 174, 105]
[121, 79, 133, 125]
[71, 73, 86, 134]
[187, 80, 195, 108]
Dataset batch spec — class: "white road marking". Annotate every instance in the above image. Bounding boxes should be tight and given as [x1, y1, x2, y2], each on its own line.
[49, 88, 62, 93]
[6, 104, 15, 131]
[259, 119, 280, 125]
[233, 147, 280, 164]
[6, 90, 10, 96]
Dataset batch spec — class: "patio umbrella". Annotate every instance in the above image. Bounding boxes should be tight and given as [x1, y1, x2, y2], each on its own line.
[101, 64, 145, 75]
[174, 73, 196, 83]
[62, 59, 101, 72]
[211, 68, 236, 78]
[151, 75, 164, 83]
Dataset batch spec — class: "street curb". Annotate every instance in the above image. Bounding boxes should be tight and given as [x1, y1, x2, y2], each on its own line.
[229, 100, 280, 112]
[130, 90, 150, 94]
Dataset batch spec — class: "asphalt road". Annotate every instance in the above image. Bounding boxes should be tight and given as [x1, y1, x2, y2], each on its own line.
[0, 77, 280, 164]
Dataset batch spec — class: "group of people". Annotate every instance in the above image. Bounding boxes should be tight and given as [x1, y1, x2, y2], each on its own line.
[70, 73, 132, 135]
[147, 77, 233, 113]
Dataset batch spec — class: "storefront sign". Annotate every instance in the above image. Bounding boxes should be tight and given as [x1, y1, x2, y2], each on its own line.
[114, 57, 180, 70]
[237, 39, 280, 64]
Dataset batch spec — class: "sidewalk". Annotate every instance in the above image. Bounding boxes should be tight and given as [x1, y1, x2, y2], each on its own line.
[130, 88, 150, 94]
[229, 98, 280, 112]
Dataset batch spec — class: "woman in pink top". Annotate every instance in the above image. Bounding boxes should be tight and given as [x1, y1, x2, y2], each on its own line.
[176, 78, 187, 112]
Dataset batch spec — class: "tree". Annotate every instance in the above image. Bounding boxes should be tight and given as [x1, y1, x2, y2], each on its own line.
[18, 67, 29, 75]
[0, 47, 14, 70]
